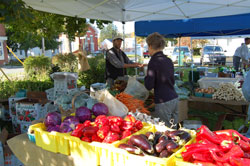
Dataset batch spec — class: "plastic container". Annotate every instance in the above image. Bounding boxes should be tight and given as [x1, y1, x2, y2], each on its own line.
[204, 93, 213, 98]
[27, 133, 36, 143]
[104, 124, 196, 166]
[68, 122, 152, 166]
[28, 123, 71, 155]
[194, 92, 203, 97]
[198, 77, 240, 89]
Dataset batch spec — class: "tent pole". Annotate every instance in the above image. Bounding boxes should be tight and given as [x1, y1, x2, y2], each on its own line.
[191, 37, 194, 82]
[122, 22, 125, 50]
[135, 36, 137, 76]
[178, 37, 181, 79]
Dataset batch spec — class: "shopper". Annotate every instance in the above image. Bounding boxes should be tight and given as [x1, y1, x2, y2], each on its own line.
[233, 37, 250, 72]
[144, 32, 178, 128]
[105, 35, 142, 87]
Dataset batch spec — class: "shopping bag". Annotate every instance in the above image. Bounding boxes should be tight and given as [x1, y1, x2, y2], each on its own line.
[76, 50, 90, 72]
[124, 76, 149, 101]
[92, 89, 128, 117]
[242, 71, 250, 101]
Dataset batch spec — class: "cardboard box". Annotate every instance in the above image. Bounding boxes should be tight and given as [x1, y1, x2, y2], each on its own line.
[15, 92, 49, 123]
[178, 100, 188, 123]
[8, 96, 26, 117]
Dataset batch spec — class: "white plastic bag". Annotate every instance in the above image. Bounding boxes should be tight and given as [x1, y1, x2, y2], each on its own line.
[92, 89, 128, 117]
[124, 76, 149, 101]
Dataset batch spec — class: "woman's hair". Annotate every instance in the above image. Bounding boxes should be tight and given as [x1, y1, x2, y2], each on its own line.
[146, 32, 165, 50]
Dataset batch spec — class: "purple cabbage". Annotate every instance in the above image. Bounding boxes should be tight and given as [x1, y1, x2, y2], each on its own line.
[92, 103, 109, 116]
[47, 125, 60, 132]
[75, 106, 92, 123]
[59, 122, 73, 133]
[44, 112, 61, 127]
[62, 116, 80, 130]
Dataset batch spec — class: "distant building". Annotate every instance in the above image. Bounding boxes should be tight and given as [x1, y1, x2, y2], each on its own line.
[58, 24, 99, 54]
[0, 24, 8, 65]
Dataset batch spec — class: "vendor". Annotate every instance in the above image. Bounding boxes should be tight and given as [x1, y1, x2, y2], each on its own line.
[233, 37, 250, 72]
[105, 35, 142, 87]
[144, 32, 178, 128]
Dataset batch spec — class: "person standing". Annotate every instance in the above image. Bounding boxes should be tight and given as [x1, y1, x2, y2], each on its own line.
[233, 37, 250, 72]
[105, 36, 142, 87]
[144, 32, 178, 128]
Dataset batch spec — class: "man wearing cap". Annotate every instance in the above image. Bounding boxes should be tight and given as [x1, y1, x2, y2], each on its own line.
[106, 35, 142, 87]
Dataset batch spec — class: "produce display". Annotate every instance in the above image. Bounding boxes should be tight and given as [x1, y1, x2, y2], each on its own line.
[128, 111, 165, 126]
[181, 125, 250, 166]
[119, 129, 191, 158]
[115, 92, 150, 115]
[44, 102, 109, 133]
[195, 87, 216, 94]
[70, 114, 143, 143]
[212, 82, 246, 101]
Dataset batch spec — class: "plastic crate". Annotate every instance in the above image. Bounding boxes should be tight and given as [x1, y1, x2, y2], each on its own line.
[103, 124, 196, 166]
[28, 123, 71, 155]
[68, 122, 152, 166]
[194, 92, 203, 97]
[198, 77, 240, 89]
[204, 93, 213, 98]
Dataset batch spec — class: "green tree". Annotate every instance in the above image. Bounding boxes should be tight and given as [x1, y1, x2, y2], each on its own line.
[165, 38, 178, 47]
[99, 23, 119, 44]
[2, 0, 110, 54]
[192, 39, 209, 48]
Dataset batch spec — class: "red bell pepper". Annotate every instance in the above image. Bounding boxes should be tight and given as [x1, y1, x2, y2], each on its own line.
[108, 116, 123, 126]
[91, 134, 103, 142]
[230, 157, 250, 166]
[95, 115, 109, 127]
[83, 126, 99, 137]
[111, 124, 121, 133]
[244, 152, 250, 158]
[121, 130, 132, 139]
[192, 152, 214, 162]
[71, 124, 85, 138]
[197, 125, 223, 145]
[135, 120, 143, 130]
[193, 160, 216, 166]
[210, 145, 244, 163]
[220, 140, 234, 152]
[121, 121, 134, 131]
[102, 131, 120, 143]
[182, 144, 220, 162]
[124, 115, 137, 123]
[81, 136, 91, 142]
[215, 129, 250, 143]
[237, 139, 250, 152]
[83, 120, 92, 127]
[97, 125, 110, 139]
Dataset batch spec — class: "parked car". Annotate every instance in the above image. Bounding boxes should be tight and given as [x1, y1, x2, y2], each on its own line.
[171, 46, 192, 63]
[201, 45, 226, 65]
[143, 45, 150, 58]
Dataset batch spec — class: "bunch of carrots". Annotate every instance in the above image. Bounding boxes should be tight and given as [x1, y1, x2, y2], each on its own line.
[115, 92, 151, 115]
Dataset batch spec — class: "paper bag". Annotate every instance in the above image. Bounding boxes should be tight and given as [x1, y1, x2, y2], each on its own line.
[76, 50, 90, 72]
[92, 89, 128, 117]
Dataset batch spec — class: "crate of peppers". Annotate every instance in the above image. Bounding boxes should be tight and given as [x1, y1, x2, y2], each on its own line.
[176, 125, 250, 166]
[28, 102, 150, 165]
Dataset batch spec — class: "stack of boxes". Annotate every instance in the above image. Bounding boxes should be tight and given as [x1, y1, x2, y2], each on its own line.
[46, 72, 78, 101]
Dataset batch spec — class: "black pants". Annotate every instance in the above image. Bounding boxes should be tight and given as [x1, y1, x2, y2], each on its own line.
[233, 56, 241, 72]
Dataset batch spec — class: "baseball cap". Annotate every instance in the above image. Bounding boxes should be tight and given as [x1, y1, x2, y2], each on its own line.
[113, 35, 123, 41]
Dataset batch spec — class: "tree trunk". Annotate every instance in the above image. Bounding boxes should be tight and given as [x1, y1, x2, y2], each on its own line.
[69, 40, 72, 53]
[25, 50, 28, 58]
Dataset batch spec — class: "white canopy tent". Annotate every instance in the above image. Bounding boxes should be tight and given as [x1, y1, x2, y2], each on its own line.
[24, 0, 250, 22]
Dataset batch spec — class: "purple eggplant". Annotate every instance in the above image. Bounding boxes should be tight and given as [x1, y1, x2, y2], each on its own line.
[166, 140, 179, 153]
[130, 135, 154, 154]
[158, 135, 168, 143]
[145, 132, 155, 142]
[155, 139, 170, 153]
[118, 144, 143, 155]
[159, 149, 172, 158]
[153, 132, 163, 146]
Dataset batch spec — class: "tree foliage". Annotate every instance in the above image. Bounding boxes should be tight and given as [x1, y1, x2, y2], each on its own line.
[99, 23, 119, 43]
[1, 0, 110, 54]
